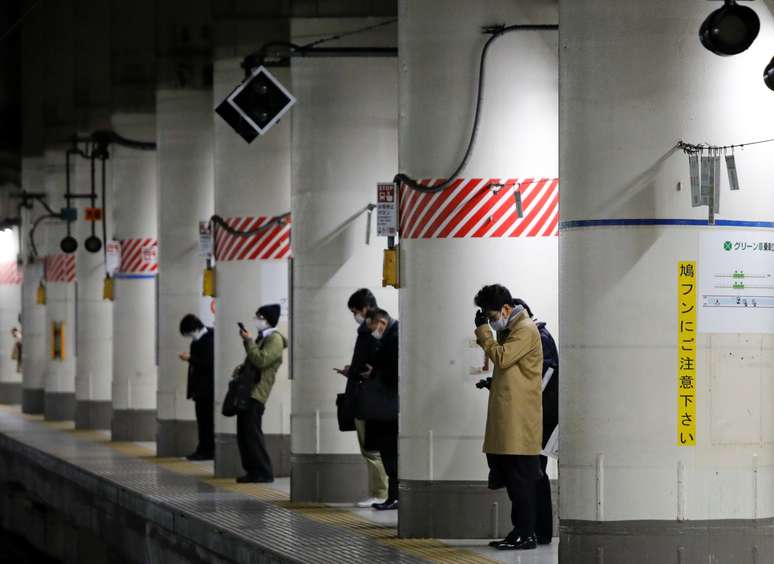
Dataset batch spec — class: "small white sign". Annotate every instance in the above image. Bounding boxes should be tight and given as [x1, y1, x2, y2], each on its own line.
[699, 230, 774, 334]
[199, 221, 213, 258]
[142, 245, 158, 265]
[106, 240, 121, 276]
[377, 182, 398, 237]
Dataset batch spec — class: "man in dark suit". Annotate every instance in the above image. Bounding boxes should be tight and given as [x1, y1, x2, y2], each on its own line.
[179, 314, 215, 460]
[363, 308, 399, 510]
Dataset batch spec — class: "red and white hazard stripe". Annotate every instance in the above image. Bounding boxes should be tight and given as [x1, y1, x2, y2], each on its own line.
[214, 217, 291, 262]
[120, 238, 158, 274]
[45, 254, 76, 283]
[399, 178, 558, 239]
[0, 261, 22, 285]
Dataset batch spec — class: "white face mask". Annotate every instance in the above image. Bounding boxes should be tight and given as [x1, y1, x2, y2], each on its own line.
[371, 329, 384, 340]
[254, 318, 269, 333]
[354, 313, 365, 325]
[184, 333, 195, 340]
[489, 310, 509, 332]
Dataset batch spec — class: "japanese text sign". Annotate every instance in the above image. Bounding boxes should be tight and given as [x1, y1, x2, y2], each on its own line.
[678, 261, 697, 447]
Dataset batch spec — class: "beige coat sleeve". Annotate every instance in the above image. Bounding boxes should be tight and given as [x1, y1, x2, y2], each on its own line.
[475, 324, 536, 370]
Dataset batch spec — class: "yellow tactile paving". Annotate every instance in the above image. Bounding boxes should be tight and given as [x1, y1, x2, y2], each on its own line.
[0, 404, 498, 564]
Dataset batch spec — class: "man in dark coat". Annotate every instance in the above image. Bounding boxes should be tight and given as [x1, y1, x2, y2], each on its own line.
[364, 308, 399, 510]
[179, 314, 215, 460]
[335, 289, 388, 507]
[514, 299, 558, 545]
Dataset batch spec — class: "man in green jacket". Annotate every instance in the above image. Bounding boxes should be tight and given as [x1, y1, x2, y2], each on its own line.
[236, 303, 287, 483]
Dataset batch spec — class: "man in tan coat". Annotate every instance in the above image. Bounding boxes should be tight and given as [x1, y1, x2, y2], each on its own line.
[474, 284, 543, 551]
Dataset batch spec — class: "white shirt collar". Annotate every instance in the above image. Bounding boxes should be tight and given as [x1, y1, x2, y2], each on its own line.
[193, 327, 207, 341]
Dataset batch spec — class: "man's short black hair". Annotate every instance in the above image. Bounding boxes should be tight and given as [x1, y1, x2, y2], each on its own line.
[474, 284, 513, 312]
[347, 288, 377, 311]
[512, 298, 533, 318]
[365, 308, 391, 323]
[179, 314, 204, 335]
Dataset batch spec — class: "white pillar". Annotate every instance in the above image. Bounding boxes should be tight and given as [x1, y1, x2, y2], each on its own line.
[397, 0, 558, 538]
[156, 88, 214, 456]
[561, 2, 774, 561]
[290, 18, 399, 502]
[213, 51, 291, 477]
[110, 113, 159, 441]
[20, 158, 48, 414]
[74, 153, 113, 429]
[0, 227, 22, 404]
[43, 148, 77, 421]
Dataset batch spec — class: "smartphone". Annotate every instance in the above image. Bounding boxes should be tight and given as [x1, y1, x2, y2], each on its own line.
[237, 322, 246, 333]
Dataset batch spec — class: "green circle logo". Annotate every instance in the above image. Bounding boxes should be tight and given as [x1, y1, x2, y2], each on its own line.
[724, 241, 732, 251]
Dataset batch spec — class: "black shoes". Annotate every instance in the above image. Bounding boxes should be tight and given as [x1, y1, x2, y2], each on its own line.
[186, 451, 214, 461]
[538, 537, 552, 545]
[490, 534, 538, 551]
[372, 499, 399, 511]
[236, 475, 274, 484]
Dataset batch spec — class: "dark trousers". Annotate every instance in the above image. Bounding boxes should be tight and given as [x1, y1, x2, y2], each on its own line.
[194, 398, 214, 456]
[366, 419, 399, 501]
[378, 432, 398, 501]
[487, 453, 540, 538]
[236, 399, 273, 480]
[536, 455, 553, 541]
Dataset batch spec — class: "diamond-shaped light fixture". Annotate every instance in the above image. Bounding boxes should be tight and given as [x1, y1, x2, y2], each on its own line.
[215, 66, 296, 143]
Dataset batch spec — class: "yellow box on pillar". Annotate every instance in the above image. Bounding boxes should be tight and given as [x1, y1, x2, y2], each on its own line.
[202, 265, 216, 297]
[383, 247, 399, 288]
[36, 282, 46, 305]
[103, 275, 114, 301]
[51, 321, 65, 360]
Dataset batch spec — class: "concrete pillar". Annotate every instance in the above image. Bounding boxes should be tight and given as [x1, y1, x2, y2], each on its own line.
[72, 0, 113, 430]
[43, 149, 77, 421]
[561, 2, 774, 562]
[20, 159, 47, 414]
[109, 114, 158, 441]
[156, 0, 214, 456]
[397, 0, 558, 538]
[18, 0, 47, 414]
[212, 22, 292, 476]
[0, 227, 22, 404]
[73, 154, 113, 429]
[109, 0, 158, 441]
[289, 18, 399, 502]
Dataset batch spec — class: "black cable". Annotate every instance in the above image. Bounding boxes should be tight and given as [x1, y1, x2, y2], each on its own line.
[29, 214, 60, 259]
[209, 212, 291, 239]
[90, 149, 97, 238]
[244, 18, 398, 72]
[678, 138, 774, 155]
[0, 0, 42, 44]
[395, 24, 558, 194]
[101, 155, 108, 262]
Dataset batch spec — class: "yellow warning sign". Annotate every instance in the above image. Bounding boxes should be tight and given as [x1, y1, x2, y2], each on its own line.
[678, 261, 697, 446]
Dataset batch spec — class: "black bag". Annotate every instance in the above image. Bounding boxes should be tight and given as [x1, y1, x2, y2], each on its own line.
[222, 362, 259, 417]
[336, 393, 356, 432]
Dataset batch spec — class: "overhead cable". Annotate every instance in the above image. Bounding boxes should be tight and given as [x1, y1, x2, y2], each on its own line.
[395, 24, 558, 195]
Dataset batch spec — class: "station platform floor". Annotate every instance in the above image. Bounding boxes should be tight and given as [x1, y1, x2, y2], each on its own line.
[0, 405, 558, 564]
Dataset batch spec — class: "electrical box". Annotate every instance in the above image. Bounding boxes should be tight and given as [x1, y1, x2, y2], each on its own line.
[103, 275, 114, 301]
[36, 282, 46, 305]
[202, 265, 216, 297]
[51, 321, 65, 360]
[383, 247, 400, 288]
[60, 207, 78, 221]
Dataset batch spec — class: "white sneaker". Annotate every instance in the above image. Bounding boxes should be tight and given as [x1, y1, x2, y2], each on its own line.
[356, 497, 385, 508]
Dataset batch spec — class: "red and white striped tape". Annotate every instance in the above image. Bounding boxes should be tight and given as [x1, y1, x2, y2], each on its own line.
[214, 217, 291, 262]
[45, 254, 76, 283]
[399, 178, 559, 239]
[120, 238, 158, 274]
[0, 262, 22, 285]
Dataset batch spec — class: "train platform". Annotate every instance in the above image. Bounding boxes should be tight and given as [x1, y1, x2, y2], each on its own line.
[0, 405, 558, 564]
